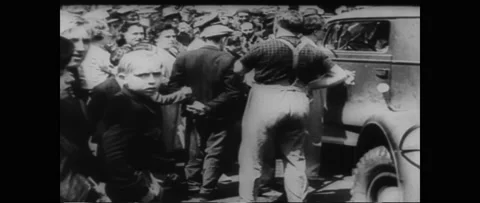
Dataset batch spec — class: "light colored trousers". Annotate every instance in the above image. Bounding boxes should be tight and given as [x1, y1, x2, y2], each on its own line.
[239, 83, 310, 202]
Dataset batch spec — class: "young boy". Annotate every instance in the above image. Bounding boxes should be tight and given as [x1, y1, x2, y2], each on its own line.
[88, 64, 190, 147]
[98, 50, 189, 202]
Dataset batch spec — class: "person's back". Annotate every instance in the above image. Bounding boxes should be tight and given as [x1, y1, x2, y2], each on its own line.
[171, 46, 236, 119]
[242, 37, 332, 86]
[235, 10, 345, 203]
[186, 37, 206, 51]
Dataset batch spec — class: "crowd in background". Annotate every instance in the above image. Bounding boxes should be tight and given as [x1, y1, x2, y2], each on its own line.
[60, 4, 360, 203]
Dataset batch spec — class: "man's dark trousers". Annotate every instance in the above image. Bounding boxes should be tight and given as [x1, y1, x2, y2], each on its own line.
[184, 116, 231, 194]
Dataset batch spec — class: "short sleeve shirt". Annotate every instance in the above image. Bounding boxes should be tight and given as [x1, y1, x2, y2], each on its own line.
[240, 36, 335, 85]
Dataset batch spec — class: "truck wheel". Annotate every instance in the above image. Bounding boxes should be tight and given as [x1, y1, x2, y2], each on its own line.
[350, 146, 402, 202]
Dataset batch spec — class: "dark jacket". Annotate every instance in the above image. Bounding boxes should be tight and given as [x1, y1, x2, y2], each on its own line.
[87, 77, 122, 143]
[99, 88, 172, 202]
[60, 97, 96, 177]
[60, 98, 98, 201]
[168, 45, 242, 123]
[60, 134, 92, 202]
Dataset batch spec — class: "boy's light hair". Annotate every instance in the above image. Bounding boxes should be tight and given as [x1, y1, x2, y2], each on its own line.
[117, 50, 164, 75]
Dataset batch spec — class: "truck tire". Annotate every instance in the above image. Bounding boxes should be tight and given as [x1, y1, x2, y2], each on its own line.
[350, 146, 402, 202]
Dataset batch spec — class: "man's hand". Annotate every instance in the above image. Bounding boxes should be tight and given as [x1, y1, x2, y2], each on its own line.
[344, 70, 356, 86]
[180, 86, 192, 98]
[150, 180, 161, 197]
[140, 189, 156, 203]
[150, 173, 164, 185]
[88, 136, 98, 157]
[243, 70, 256, 87]
[93, 182, 111, 202]
[186, 101, 208, 116]
[140, 180, 162, 203]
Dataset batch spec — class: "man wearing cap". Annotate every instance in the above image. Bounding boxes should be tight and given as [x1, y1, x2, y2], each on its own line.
[300, 7, 331, 181]
[255, 13, 276, 41]
[217, 10, 235, 30]
[300, 8, 356, 181]
[117, 6, 140, 24]
[186, 13, 219, 51]
[162, 6, 182, 28]
[105, 12, 124, 43]
[167, 24, 242, 202]
[250, 8, 265, 33]
[239, 22, 264, 54]
[232, 9, 251, 30]
[233, 10, 355, 202]
[176, 22, 193, 47]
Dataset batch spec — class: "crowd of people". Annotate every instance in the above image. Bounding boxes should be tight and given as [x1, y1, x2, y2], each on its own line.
[60, 5, 356, 203]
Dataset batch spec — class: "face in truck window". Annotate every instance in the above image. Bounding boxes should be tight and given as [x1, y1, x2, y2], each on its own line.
[325, 21, 390, 52]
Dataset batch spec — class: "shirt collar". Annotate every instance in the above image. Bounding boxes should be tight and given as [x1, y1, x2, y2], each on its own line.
[275, 28, 297, 38]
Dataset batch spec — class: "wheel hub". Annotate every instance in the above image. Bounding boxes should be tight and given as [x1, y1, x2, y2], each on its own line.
[377, 186, 401, 202]
[367, 172, 402, 202]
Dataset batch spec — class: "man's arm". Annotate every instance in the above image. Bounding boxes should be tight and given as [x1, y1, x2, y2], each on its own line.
[151, 86, 192, 105]
[233, 60, 251, 76]
[204, 56, 242, 115]
[308, 64, 348, 89]
[233, 44, 261, 76]
[308, 51, 355, 89]
[165, 54, 187, 94]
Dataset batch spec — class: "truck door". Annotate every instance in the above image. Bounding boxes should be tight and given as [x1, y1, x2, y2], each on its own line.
[319, 20, 393, 146]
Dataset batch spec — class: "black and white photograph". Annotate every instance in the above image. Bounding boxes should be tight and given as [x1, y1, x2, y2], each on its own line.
[59, 4, 420, 202]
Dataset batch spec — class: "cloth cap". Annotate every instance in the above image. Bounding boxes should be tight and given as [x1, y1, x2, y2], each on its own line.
[235, 9, 250, 16]
[82, 9, 110, 20]
[117, 6, 138, 14]
[137, 8, 157, 14]
[162, 6, 180, 18]
[217, 9, 231, 17]
[193, 13, 218, 29]
[106, 15, 121, 24]
[200, 25, 234, 38]
[250, 8, 265, 16]
[302, 8, 320, 18]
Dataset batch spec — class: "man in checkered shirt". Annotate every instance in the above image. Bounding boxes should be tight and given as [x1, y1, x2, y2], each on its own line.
[234, 10, 355, 202]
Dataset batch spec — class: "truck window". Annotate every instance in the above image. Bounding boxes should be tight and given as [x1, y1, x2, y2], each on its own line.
[324, 21, 390, 52]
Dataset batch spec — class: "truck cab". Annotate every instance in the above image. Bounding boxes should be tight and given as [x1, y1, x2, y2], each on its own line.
[317, 6, 420, 202]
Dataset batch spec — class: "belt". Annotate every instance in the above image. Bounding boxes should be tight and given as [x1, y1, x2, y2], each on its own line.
[255, 79, 307, 92]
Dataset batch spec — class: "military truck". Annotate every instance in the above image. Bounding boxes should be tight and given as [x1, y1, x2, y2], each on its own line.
[317, 6, 420, 202]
